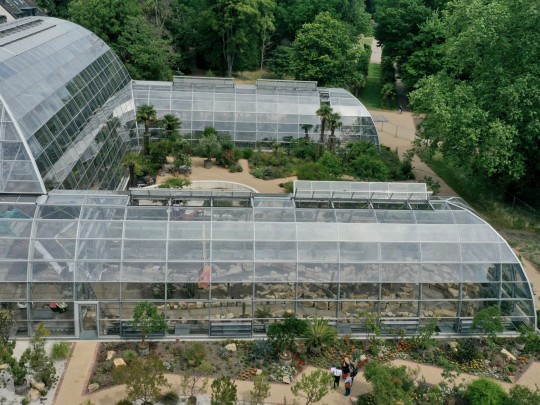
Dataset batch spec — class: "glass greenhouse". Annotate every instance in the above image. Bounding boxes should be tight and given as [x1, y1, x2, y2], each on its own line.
[1, 182, 535, 339]
[132, 77, 379, 147]
[0, 17, 136, 193]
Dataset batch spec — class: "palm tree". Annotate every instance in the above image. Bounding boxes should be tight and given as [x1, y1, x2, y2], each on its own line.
[160, 114, 181, 138]
[327, 112, 342, 150]
[300, 124, 313, 140]
[122, 151, 144, 188]
[136, 104, 157, 156]
[315, 104, 333, 144]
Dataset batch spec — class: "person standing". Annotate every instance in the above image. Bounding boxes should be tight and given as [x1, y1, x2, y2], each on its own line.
[330, 365, 342, 389]
[344, 374, 352, 396]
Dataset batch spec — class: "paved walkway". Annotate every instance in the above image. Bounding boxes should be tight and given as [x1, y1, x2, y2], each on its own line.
[54, 341, 540, 405]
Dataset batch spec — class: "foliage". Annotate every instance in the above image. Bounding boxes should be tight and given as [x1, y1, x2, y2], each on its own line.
[160, 391, 180, 405]
[131, 301, 167, 347]
[122, 151, 146, 188]
[136, 104, 157, 156]
[409, 0, 540, 196]
[506, 385, 540, 405]
[381, 82, 397, 108]
[516, 325, 540, 354]
[472, 306, 504, 341]
[466, 378, 507, 405]
[455, 338, 478, 363]
[363, 361, 418, 405]
[291, 12, 369, 89]
[50, 342, 71, 361]
[302, 317, 338, 351]
[22, 324, 56, 389]
[116, 15, 175, 81]
[114, 400, 134, 405]
[269, 45, 294, 78]
[197, 129, 222, 161]
[316, 104, 333, 144]
[158, 177, 191, 189]
[250, 340, 273, 361]
[296, 162, 331, 181]
[184, 342, 207, 367]
[267, 317, 309, 354]
[0, 307, 15, 345]
[290, 369, 333, 405]
[413, 317, 438, 350]
[422, 176, 441, 195]
[249, 373, 271, 405]
[211, 376, 237, 405]
[123, 349, 138, 363]
[179, 360, 214, 398]
[114, 353, 170, 405]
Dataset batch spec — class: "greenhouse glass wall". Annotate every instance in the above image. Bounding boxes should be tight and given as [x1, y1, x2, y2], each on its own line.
[0, 17, 136, 193]
[132, 77, 379, 147]
[0, 182, 535, 339]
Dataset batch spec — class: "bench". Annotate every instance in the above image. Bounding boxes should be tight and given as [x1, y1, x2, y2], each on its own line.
[210, 322, 252, 337]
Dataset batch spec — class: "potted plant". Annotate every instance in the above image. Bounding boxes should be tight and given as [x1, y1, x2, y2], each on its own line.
[132, 301, 167, 355]
[302, 317, 338, 354]
[198, 128, 221, 169]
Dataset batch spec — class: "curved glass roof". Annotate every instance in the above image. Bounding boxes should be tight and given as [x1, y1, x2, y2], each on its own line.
[0, 188, 529, 285]
[0, 17, 135, 193]
[133, 77, 379, 147]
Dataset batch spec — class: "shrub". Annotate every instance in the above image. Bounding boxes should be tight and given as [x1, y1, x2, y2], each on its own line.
[250, 340, 273, 361]
[50, 342, 71, 361]
[218, 346, 230, 359]
[296, 162, 331, 180]
[242, 147, 254, 159]
[184, 342, 206, 367]
[160, 391, 180, 405]
[506, 385, 540, 405]
[466, 378, 507, 405]
[123, 350, 138, 363]
[456, 338, 478, 363]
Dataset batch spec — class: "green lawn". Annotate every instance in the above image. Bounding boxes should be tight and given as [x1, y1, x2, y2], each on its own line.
[359, 63, 383, 109]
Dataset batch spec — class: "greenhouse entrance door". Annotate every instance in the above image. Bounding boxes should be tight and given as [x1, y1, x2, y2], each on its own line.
[75, 302, 99, 339]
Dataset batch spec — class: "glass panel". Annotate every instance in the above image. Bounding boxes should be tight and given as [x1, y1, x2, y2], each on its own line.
[254, 222, 295, 240]
[211, 241, 253, 261]
[297, 242, 338, 261]
[459, 225, 500, 242]
[255, 241, 296, 261]
[123, 240, 166, 261]
[418, 224, 459, 242]
[124, 221, 167, 239]
[378, 224, 418, 241]
[339, 242, 379, 262]
[122, 262, 166, 282]
[422, 283, 460, 300]
[298, 263, 338, 282]
[167, 262, 205, 283]
[421, 263, 460, 283]
[460, 243, 500, 262]
[380, 243, 420, 262]
[211, 262, 253, 282]
[254, 263, 296, 282]
[421, 243, 461, 262]
[380, 264, 420, 282]
[340, 263, 379, 282]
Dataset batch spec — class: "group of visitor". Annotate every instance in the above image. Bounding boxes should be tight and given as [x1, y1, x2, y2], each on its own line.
[330, 358, 358, 397]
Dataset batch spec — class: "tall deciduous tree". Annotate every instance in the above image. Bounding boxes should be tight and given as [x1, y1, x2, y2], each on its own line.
[116, 15, 175, 81]
[291, 12, 369, 88]
[204, 0, 265, 77]
[410, 0, 540, 194]
[131, 301, 167, 350]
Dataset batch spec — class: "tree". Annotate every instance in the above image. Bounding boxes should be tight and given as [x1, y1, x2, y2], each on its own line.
[257, 0, 276, 74]
[266, 317, 309, 354]
[204, 0, 264, 77]
[291, 12, 369, 88]
[0, 307, 15, 345]
[69, 0, 140, 45]
[122, 151, 145, 188]
[315, 104, 332, 145]
[326, 112, 342, 150]
[466, 378, 507, 405]
[506, 385, 540, 405]
[115, 353, 171, 405]
[290, 369, 333, 405]
[198, 128, 221, 167]
[211, 376, 237, 405]
[116, 15, 175, 81]
[160, 114, 182, 137]
[136, 104, 157, 156]
[410, 0, 540, 196]
[249, 374, 271, 405]
[22, 324, 56, 389]
[472, 305, 504, 342]
[180, 360, 214, 400]
[131, 301, 167, 350]
[36, 0, 71, 17]
[364, 361, 418, 405]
